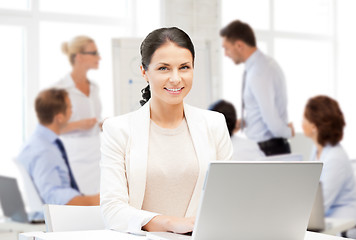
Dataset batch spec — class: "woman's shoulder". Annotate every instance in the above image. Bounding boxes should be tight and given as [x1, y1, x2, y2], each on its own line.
[53, 73, 74, 89]
[323, 144, 350, 163]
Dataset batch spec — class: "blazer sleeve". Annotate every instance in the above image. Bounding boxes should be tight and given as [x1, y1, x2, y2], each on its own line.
[100, 116, 158, 233]
[210, 112, 233, 161]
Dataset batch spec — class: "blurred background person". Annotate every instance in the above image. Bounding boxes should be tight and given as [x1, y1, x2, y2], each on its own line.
[53, 36, 102, 195]
[302, 95, 356, 222]
[209, 99, 264, 161]
[220, 20, 294, 156]
[17, 88, 99, 217]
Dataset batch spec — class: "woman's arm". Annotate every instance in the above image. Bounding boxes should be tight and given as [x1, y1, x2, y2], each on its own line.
[100, 116, 158, 232]
[61, 118, 97, 133]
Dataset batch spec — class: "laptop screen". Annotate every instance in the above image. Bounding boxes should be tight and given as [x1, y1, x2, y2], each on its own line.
[147, 161, 322, 240]
[258, 153, 303, 161]
[193, 161, 322, 240]
[0, 175, 29, 223]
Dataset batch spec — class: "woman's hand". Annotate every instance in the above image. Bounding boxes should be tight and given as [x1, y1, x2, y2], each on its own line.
[169, 216, 195, 234]
[143, 215, 195, 234]
[61, 118, 98, 134]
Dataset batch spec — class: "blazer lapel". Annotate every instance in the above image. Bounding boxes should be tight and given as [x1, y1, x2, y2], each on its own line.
[184, 104, 212, 217]
[129, 103, 150, 209]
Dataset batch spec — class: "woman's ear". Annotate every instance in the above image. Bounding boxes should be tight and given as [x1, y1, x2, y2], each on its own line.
[73, 53, 81, 65]
[311, 124, 318, 135]
[140, 65, 149, 83]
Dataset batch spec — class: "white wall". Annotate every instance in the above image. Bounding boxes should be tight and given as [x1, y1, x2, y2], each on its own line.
[161, 0, 222, 102]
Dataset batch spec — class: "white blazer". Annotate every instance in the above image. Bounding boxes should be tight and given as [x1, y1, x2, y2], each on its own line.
[100, 102, 233, 233]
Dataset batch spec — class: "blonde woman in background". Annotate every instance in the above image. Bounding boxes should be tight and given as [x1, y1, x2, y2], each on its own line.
[54, 36, 102, 195]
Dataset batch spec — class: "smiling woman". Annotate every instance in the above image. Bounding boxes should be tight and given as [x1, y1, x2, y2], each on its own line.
[100, 27, 233, 235]
[139, 27, 195, 107]
[141, 42, 194, 128]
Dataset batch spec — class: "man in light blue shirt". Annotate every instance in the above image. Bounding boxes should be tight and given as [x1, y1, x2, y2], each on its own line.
[17, 88, 99, 206]
[220, 20, 295, 156]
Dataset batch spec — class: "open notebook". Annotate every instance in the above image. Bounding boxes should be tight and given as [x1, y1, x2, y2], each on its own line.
[147, 161, 322, 240]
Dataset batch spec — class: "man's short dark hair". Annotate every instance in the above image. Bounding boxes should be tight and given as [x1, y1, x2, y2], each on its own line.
[220, 20, 256, 47]
[35, 88, 68, 125]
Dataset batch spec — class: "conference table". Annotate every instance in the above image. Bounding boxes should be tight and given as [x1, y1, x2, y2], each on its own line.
[19, 229, 354, 240]
[0, 219, 45, 240]
[323, 218, 355, 236]
[1, 215, 354, 240]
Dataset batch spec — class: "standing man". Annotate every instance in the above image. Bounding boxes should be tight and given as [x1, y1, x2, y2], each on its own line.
[220, 20, 294, 156]
[17, 88, 99, 207]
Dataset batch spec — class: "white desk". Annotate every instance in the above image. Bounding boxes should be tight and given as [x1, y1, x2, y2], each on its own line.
[18, 230, 354, 240]
[0, 220, 45, 240]
[322, 218, 355, 236]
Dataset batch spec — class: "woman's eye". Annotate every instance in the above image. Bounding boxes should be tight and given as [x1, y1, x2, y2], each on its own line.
[181, 66, 190, 70]
[158, 67, 168, 71]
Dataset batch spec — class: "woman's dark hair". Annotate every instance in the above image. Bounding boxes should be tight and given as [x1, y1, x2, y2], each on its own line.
[220, 20, 256, 47]
[304, 95, 345, 146]
[139, 85, 151, 106]
[139, 27, 195, 106]
[208, 99, 237, 136]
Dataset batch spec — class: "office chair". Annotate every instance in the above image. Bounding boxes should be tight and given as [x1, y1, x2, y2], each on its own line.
[43, 204, 105, 232]
[14, 159, 43, 214]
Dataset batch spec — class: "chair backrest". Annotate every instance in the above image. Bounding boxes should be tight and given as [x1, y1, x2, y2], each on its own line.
[289, 132, 314, 161]
[13, 159, 43, 213]
[43, 204, 105, 232]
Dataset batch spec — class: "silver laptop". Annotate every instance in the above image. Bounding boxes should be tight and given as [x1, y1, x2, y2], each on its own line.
[258, 153, 303, 161]
[307, 182, 325, 231]
[0, 175, 44, 223]
[147, 161, 322, 240]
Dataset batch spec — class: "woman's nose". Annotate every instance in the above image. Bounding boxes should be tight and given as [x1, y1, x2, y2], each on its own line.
[169, 69, 181, 84]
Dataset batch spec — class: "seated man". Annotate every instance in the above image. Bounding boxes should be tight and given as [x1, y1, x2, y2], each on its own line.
[209, 99, 264, 161]
[17, 88, 99, 206]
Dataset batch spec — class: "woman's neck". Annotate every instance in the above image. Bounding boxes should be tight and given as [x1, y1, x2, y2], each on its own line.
[71, 67, 90, 96]
[71, 67, 88, 84]
[310, 135, 323, 159]
[150, 99, 184, 129]
[315, 142, 323, 160]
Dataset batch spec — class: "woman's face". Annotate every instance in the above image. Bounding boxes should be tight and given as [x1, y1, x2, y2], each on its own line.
[141, 42, 193, 107]
[302, 115, 317, 139]
[78, 42, 101, 69]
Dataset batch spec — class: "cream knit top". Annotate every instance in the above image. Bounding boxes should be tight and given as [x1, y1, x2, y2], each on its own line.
[142, 118, 199, 217]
